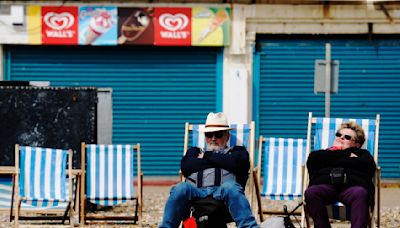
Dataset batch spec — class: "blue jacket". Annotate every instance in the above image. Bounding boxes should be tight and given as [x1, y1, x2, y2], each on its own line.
[181, 146, 250, 189]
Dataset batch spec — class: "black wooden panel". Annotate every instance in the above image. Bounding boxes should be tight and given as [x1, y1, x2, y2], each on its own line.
[0, 86, 97, 168]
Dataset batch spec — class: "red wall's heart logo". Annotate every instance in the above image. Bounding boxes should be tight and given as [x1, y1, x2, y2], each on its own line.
[159, 13, 188, 31]
[44, 12, 75, 30]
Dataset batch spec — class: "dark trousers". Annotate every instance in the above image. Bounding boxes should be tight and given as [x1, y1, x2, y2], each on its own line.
[304, 184, 370, 228]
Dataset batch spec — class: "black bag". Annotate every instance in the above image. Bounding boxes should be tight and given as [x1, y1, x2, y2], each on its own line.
[283, 203, 302, 228]
[330, 167, 348, 185]
[184, 196, 233, 228]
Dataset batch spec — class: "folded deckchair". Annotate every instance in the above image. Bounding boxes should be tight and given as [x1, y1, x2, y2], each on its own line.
[253, 137, 307, 222]
[303, 112, 381, 227]
[11, 145, 74, 226]
[80, 143, 143, 225]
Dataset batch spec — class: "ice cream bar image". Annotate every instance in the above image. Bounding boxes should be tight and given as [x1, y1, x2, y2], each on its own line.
[197, 9, 229, 43]
[85, 10, 116, 44]
[118, 10, 150, 44]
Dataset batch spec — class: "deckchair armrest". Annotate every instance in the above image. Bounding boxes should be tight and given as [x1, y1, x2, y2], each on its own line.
[179, 171, 187, 182]
[374, 166, 381, 185]
[0, 166, 15, 174]
[253, 166, 258, 173]
[67, 169, 82, 177]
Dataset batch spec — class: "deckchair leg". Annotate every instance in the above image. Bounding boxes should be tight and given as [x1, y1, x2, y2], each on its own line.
[376, 167, 381, 228]
[252, 170, 263, 222]
[10, 174, 15, 222]
[131, 198, 138, 224]
[303, 206, 311, 228]
[15, 199, 21, 227]
[73, 176, 80, 213]
[62, 202, 71, 224]
[139, 172, 144, 227]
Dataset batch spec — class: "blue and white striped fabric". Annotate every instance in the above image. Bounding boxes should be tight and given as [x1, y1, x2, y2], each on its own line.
[313, 117, 376, 221]
[261, 138, 307, 200]
[0, 177, 69, 210]
[86, 144, 135, 206]
[19, 146, 69, 207]
[0, 176, 12, 210]
[191, 124, 251, 149]
[314, 117, 376, 155]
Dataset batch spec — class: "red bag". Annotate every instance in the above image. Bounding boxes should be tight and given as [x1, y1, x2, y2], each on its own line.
[183, 216, 197, 228]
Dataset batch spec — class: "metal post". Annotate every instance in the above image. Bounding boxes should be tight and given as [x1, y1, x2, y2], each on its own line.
[0, 44, 3, 81]
[325, 43, 331, 117]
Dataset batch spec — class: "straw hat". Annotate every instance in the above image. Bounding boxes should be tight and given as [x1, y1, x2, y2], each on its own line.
[203, 112, 233, 132]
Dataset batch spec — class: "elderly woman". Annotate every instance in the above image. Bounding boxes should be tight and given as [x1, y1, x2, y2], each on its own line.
[305, 121, 376, 228]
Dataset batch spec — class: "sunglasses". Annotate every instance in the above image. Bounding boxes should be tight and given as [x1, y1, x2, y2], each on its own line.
[335, 132, 353, 141]
[205, 131, 225, 139]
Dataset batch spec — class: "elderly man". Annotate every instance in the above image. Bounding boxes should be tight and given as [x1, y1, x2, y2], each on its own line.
[159, 112, 258, 228]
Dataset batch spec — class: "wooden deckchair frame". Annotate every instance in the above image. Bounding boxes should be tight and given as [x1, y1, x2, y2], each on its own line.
[302, 112, 381, 228]
[11, 144, 74, 227]
[80, 142, 143, 225]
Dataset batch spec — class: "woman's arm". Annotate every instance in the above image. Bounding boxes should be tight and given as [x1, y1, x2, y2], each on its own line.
[307, 149, 351, 171]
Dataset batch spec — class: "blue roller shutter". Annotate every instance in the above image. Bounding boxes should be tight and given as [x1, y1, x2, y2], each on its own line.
[254, 38, 400, 179]
[4, 45, 223, 176]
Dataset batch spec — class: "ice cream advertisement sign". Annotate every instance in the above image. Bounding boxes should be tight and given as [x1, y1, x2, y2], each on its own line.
[79, 6, 117, 45]
[24, 5, 231, 47]
[42, 6, 78, 45]
[154, 8, 191, 46]
[118, 8, 154, 45]
[192, 7, 231, 46]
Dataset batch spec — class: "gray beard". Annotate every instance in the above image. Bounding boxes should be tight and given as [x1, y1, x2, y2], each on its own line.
[206, 144, 225, 151]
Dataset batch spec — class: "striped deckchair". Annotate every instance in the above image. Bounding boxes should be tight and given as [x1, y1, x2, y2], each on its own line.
[80, 143, 143, 225]
[253, 137, 307, 222]
[303, 112, 380, 227]
[12, 145, 74, 226]
[187, 123, 253, 150]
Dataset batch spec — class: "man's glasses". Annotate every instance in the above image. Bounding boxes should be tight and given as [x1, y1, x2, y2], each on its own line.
[335, 132, 353, 141]
[205, 131, 225, 139]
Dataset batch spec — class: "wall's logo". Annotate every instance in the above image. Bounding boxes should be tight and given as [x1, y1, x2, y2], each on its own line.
[159, 13, 188, 31]
[44, 12, 75, 30]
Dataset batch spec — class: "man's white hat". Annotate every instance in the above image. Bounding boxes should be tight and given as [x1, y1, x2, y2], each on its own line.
[203, 112, 233, 132]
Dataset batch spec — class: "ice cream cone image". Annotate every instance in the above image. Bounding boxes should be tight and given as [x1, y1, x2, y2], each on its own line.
[118, 35, 127, 44]
[84, 10, 116, 45]
[85, 28, 101, 44]
[197, 8, 229, 43]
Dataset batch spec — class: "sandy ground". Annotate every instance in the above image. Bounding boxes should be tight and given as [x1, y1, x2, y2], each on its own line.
[1, 185, 399, 227]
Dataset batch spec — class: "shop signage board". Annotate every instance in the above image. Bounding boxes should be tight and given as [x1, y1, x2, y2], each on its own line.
[79, 6, 118, 45]
[41, 6, 78, 45]
[154, 7, 191, 46]
[118, 7, 154, 45]
[192, 7, 231, 46]
[27, 5, 41, 44]
[21, 5, 231, 46]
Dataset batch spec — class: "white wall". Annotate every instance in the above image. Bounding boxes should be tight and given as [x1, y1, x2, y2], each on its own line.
[0, 5, 28, 44]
